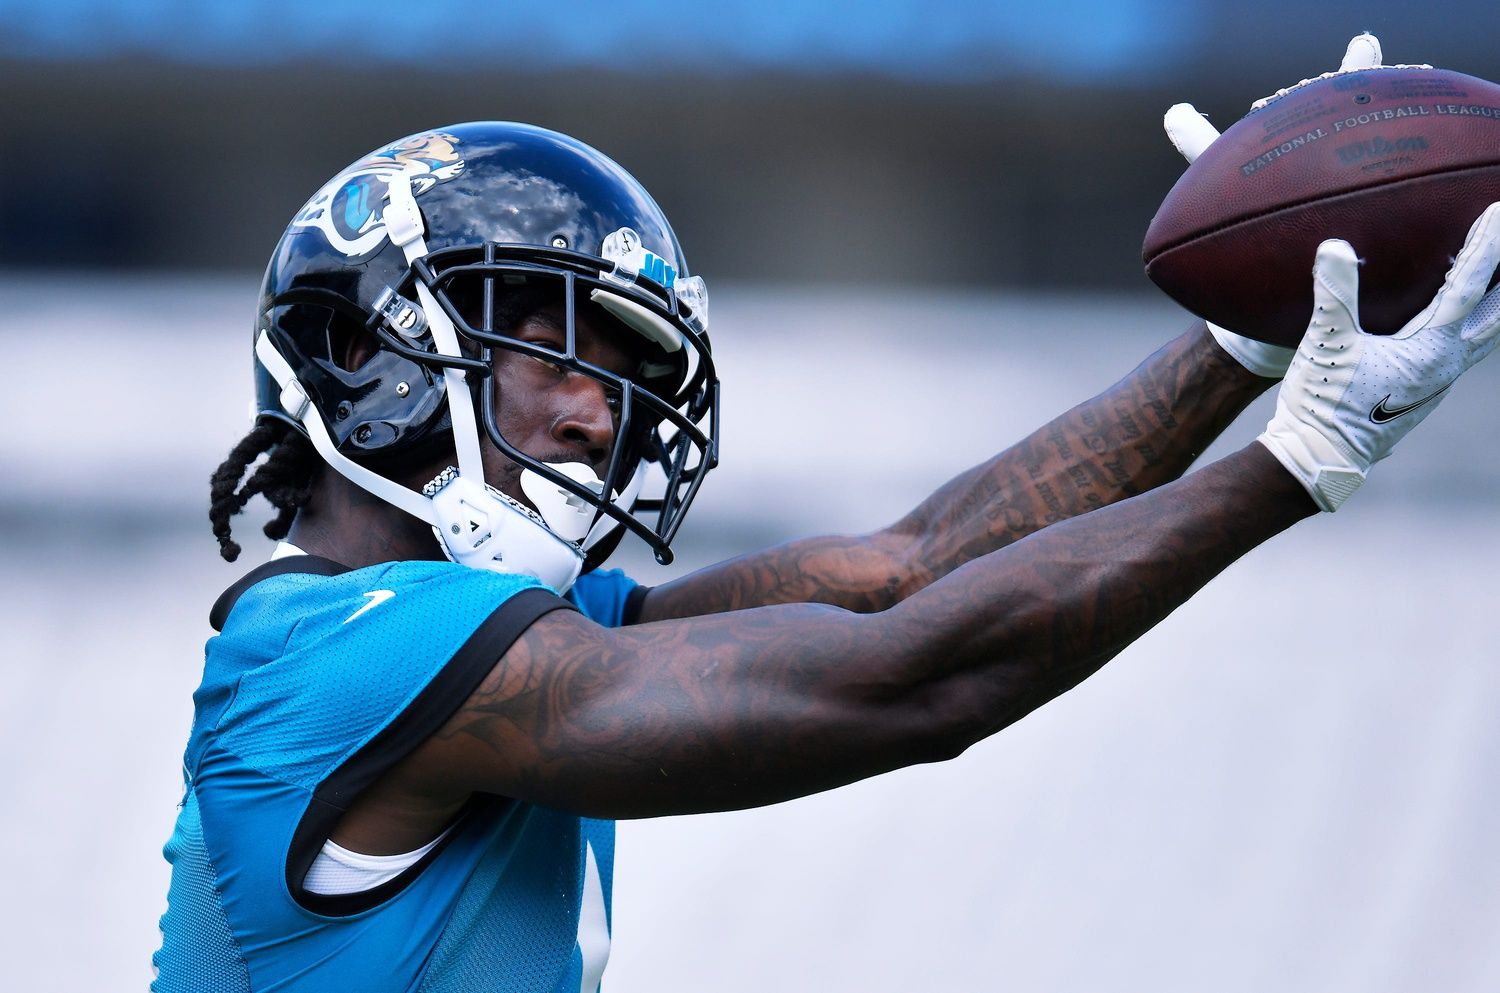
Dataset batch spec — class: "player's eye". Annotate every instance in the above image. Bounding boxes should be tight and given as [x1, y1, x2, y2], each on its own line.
[529, 353, 566, 375]
[520, 339, 567, 375]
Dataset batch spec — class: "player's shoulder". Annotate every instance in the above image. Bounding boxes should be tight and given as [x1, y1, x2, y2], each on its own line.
[207, 558, 567, 785]
[215, 556, 549, 644]
[567, 567, 644, 628]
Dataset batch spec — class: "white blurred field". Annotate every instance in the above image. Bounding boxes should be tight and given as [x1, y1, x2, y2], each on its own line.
[2, 274, 1498, 992]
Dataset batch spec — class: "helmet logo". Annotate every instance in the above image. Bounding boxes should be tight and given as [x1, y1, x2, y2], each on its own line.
[291, 131, 466, 258]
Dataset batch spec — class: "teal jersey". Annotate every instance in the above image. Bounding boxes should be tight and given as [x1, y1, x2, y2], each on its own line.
[153, 558, 643, 993]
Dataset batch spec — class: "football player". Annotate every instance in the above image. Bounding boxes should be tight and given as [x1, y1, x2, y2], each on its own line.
[154, 36, 1500, 993]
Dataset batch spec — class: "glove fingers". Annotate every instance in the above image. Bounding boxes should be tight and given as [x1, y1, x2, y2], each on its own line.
[1404, 201, 1500, 335]
[1163, 103, 1220, 164]
[1462, 286, 1500, 347]
[1339, 33, 1382, 72]
[1310, 239, 1362, 337]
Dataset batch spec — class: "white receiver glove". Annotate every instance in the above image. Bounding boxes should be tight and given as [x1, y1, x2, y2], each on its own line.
[1248, 32, 1394, 110]
[1160, 33, 1398, 379]
[1259, 203, 1500, 511]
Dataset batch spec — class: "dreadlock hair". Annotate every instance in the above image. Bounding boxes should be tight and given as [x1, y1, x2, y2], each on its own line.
[209, 421, 320, 562]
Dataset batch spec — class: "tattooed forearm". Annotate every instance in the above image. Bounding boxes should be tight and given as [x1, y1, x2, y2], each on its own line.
[887, 322, 1271, 596]
[641, 323, 1274, 621]
[419, 444, 1315, 818]
[892, 445, 1315, 738]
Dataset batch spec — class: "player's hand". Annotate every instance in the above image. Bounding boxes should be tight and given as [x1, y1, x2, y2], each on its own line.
[1246, 32, 1408, 110]
[1160, 33, 1401, 379]
[1258, 202, 1500, 511]
[1164, 34, 1399, 156]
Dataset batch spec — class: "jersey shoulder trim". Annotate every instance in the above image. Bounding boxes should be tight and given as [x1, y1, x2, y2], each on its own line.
[209, 555, 349, 632]
[286, 586, 575, 917]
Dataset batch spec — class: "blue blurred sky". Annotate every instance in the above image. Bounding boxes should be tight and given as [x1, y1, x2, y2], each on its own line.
[1, 0, 1207, 80]
[7, 0, 1497, 279]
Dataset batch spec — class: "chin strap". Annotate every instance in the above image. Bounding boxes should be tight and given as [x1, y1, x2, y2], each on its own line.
[421, 468, 586, 592]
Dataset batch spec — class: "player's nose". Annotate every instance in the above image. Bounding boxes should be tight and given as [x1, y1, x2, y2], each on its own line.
[552, 375, 617, 470]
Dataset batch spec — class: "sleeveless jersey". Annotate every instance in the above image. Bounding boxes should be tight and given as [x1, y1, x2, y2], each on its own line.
[152, 557, 643, 993]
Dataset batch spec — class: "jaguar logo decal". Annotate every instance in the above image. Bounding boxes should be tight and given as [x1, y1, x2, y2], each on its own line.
[292, 131, 466, 258]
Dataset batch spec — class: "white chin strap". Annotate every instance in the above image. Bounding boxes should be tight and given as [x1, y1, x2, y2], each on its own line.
[254, 171, 644, 594]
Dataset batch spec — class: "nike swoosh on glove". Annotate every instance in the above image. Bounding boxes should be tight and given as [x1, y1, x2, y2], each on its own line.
[1258, 202, 1500, 511]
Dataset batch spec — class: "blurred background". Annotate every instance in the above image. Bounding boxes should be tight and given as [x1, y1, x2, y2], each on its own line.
[3, 2, 1499, 991]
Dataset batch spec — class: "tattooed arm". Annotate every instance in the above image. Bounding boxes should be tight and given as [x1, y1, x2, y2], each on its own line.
[403, 443, 1314, 819]
[638, 322, 1276, 621]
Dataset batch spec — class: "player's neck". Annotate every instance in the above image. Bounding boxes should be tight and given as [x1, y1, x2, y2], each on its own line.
[287, 472, 444, 571]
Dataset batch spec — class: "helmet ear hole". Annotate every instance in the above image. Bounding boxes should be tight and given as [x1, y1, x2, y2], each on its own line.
[327, 313, 379, 373]
[276, 304, 379, 375]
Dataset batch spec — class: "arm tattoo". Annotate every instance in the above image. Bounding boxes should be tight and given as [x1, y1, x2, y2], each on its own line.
[642, 323, 1275, 620]
[419, 444, 1316, 819]
[893, 323, 1270, 589]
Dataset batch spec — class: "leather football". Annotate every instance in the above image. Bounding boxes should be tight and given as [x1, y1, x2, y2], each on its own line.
[1144, 67, 1500, 346]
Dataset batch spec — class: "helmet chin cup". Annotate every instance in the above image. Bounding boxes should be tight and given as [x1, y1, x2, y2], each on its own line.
[520, 462, 604, 543]
[426, 470, 584, 593]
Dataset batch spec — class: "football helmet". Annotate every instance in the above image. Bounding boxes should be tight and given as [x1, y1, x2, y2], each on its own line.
[252, 122, 719, 592]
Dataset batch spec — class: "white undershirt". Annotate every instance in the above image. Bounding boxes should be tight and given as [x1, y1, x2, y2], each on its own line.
[303, 828, 453, 895]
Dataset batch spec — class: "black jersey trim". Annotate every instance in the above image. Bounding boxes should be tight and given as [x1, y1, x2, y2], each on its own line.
[622, 583, 652, 626]
[285, 586, 577, 917]
[209, 556, 351, 632]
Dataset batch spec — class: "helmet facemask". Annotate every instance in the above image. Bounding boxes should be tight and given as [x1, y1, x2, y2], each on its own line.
[420, 255, 718, 570]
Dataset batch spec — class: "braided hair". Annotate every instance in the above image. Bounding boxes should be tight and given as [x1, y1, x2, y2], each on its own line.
[209, 421, 320, 561]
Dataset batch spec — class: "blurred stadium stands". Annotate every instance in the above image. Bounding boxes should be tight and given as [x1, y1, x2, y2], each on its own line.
[3, 2, 1498, 285]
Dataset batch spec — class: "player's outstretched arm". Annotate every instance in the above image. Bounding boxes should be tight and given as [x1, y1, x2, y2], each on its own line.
[638, 320, 1272, 621]
[413, 443, 1314, 818]
[405, 203, 1500, 820]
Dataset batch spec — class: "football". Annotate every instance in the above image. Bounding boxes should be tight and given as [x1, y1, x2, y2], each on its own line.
[1143, 66, 1500, 347]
